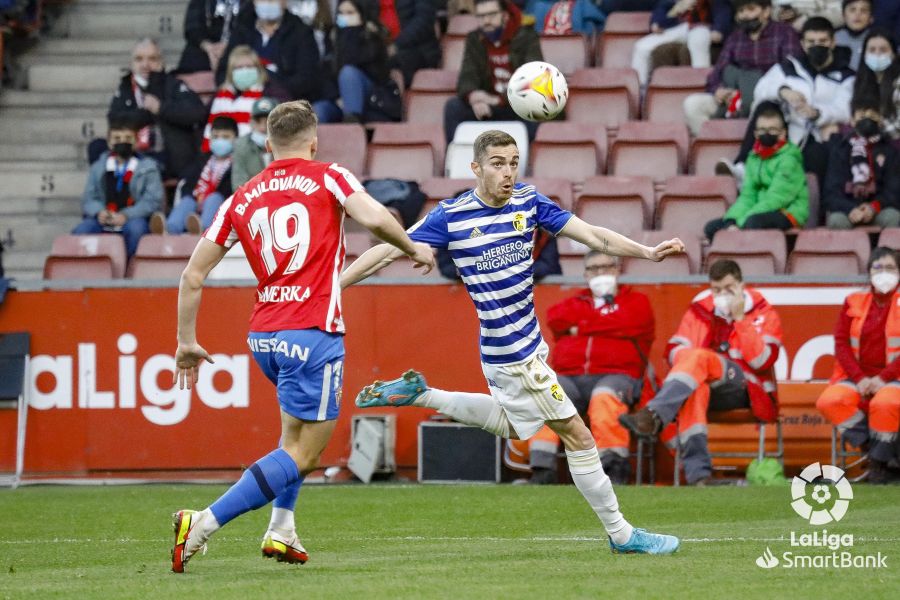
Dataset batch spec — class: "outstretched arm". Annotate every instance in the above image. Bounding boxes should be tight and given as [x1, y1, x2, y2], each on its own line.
[175, 238, 228, 389]
[558, 216, 684, 261]
[344, 190, 434, 271]
[341, 243, 408, 289]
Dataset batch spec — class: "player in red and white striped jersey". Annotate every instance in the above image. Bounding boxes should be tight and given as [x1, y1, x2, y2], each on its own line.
[169, 100, 434, 573]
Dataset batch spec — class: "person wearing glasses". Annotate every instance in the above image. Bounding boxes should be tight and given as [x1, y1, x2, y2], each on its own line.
[817, 247, 900, 484]
[703, 101, 809, 241]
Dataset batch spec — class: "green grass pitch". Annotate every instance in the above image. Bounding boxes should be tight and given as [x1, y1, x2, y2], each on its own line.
[1, 484, 898, 599]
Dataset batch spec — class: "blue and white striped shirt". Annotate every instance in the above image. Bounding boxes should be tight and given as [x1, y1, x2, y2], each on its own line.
[408, 183, 573, 365]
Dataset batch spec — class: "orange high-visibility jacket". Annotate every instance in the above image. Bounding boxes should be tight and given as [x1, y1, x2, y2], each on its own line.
[831, 290, 900, 384]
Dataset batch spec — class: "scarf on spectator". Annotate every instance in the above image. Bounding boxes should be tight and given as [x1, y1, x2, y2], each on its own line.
[379, 0, 400, 41]
[193, 155, 232, 207]
[752, 138, 787, 160]
[131, 75, 159, 152]
[202, 84, 263, 151]
[846, 134, 878, 199]
[104, 154, 139, 212]
[543, 1, 574, 35]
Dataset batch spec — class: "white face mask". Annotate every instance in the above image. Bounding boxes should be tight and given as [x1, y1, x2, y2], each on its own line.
[589, 275, 617, 298]
[872, 271, 900, 294]
[713, 293, 733, 314]
[250, 130, 267, 148]
[133, 74, 149, 88]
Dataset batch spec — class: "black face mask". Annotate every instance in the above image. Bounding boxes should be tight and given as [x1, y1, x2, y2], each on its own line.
[113, 142, 134, 159]
[737, 18, 762, 33]
[806, 45, 832, 68]
[855, 118, 881, 138]
[757, 133, 780, 147]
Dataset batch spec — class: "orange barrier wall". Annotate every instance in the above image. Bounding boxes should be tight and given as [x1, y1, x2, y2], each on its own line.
[0, 283, 851, 476]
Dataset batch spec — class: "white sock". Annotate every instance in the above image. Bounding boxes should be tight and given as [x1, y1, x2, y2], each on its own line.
[565, 446, 633, 545]
[415, 388, 510, 437]
[186, 508, 221, 554]
[268, 507, 295, 536]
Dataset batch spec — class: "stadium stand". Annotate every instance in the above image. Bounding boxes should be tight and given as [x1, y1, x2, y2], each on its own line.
[878, 228, 900, 249]
[655, 175, 736, 233]
[621, 230, 700, 275]
[528, 121, 607, 183]
[595, 11, 651, 68]
[688, 119, 749, 176]
[539, 34, 589, 75]
[704, 229, 788, 275]
[446, 120, 529, 178]
[404, 69, 458, 124]
[440, 34, 466, 72]
[644, 66, 712, 124]
[521, 176, 574, 212]
[420, 177, 475, 215]
[565, 67, 639, 128]
[609, 121, 689, 181]
[128, 234, 198, 279]
[316, 123, 367, 177]
[368, 123, 446, 180]
[576, 175, 655, 233]
[43, 234, 127, 280]
[788, 230, 872, 275]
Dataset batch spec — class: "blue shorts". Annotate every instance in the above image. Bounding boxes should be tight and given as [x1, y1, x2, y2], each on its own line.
[248, 329, 345, 421]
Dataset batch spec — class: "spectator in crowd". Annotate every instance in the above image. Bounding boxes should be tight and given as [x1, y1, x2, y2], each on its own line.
[631, 0, 733, 86]
[232, 97, 276, 188]
[444, 0, 543, 143]
[874, 0, 900, 43]
[178, 0, 249, 73]
[154, 116, 238, 235]
[773, 0, 842, 31]
[103, 38, 207, 179]
[852, 29, 900, 140]
[705, 102, 808, 240]
[512, 252, 655, 485]
[216, 0, 340, 122]
[835, 0, 874, 70]
[333, 0, 400, 123]
[287, 0, 334, 60]
[823, 96, 900, 229]
[526, 0, 606, 35]
[73, 118, 162, 258]
[379, 0, 442, 87]
[683, 0, 801, 135]
[817, 247, 900, 484]
[620, 259, 784, 486]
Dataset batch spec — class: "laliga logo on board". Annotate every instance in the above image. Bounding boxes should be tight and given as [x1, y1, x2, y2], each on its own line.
[790, 462, 852, 525]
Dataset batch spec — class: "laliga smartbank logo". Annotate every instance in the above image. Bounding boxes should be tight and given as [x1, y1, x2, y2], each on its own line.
[755, 463, 887, 570]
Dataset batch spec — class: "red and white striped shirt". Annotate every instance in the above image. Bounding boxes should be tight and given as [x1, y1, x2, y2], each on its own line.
[205, 157, 364, 333]
[202, 84, 264, 151]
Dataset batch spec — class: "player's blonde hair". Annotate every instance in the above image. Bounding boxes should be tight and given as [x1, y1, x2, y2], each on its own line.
[473, 130, 517, 164]
[267, 100, 318, 150]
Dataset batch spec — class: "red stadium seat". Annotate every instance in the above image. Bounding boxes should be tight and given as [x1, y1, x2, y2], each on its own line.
[43, 234, 127, 279]
[805, 173, 820, 228]
[689, 119, 748, 176]
[176, 71, 217, 104]
[788, 229, 871, 275]
[406, 69, 458, 123]
[316, 123, 367, 176]
[344, 231, 375, 263]
[597, 12, 651, 68]
[705, 229, 788, 275]
[610, 121, 689, 180]
[441, 36, 467, 71]
[420, 177, 475, 217]
[878, 227, 900, 249]
[529, 122, 607, 182]
[521, 177, 574, 212]
[129, 234, 199, 279]
[368, 123, 446, 180]
[447, 14, 478, 36]
[644, 66, 711, 123]
[622, 230, 700, 275]
[576, 175, 655, 234]
[566, 68, 640, 127]
[540, 34, 589, 75]
[656, 175, 737, 234]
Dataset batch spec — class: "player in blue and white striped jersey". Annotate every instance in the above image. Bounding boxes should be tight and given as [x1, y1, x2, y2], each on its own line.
[341, 130, 685, 555]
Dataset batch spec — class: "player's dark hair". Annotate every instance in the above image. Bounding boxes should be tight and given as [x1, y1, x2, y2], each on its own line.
[709, 259, 743, 282]
[802, 16, 835, 38]
[473, 130, 517, 164]
[868, 247, 900, 271]
[211, 116, 239, 135]
[754, 100, 787, 129]
[267, 100, 318, 148]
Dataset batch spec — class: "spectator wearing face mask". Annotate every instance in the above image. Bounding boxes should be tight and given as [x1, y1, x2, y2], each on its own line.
[823, 96, 900, 229]
[152, 117, 238, 235]
[507, 252, 655, 485]
[852, 29, 900, 140]
[104, 37, 207, 178]
[704, 102, 808, 241]
[286, 0, 334, 60]
[232, 97, 276, 188]
[73, 117, 163, 258]
[835, 0, 875, 70]
[817, 246, 900, 484]
[682, 0, 801, 135]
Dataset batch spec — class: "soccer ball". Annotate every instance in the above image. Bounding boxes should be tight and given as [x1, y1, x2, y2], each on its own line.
[506, 61, 568, 122]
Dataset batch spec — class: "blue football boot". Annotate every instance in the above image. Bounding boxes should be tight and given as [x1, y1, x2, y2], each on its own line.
[609, 528, 680, 555]
[355, 370, 428, 408]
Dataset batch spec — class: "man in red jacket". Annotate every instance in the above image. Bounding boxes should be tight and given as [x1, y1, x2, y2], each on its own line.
[513, 251, 654, 484]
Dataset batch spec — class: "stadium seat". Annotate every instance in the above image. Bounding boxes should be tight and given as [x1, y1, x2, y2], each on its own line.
[420, 177, 475, 217]
[129, 234, 199, 279]
[43, 234, 127, 280]
[441, 36, 467, 71]
[644, 66, 711, 123]
[368, 123, 446, 180]
[656, 175, 736, 233]
[207, 243, 255, 280]
[316, 123, 367, 176]
[566, 68, 639, 128]
[529, 122, 607, 182]
[176, 71, 217, 104]
[539, 34, 589, 75]
[447, 14, 478, 36]
[345, 231, 374, 262]
[705, 229, 788, 275]
[520, 177, 574, 212]
[805, 173, 820, 228]
[446, 121, 529, 178]
[689, 119, 749, 176]
[622, 230, 700, 275]
[878, 227, 900, 249]
[788, 229, 871, 275]
[609, 121, 688, 180]
[596, 11, 651, 68]
[575, 175, 654, 233]
[406, 69, 458, 123]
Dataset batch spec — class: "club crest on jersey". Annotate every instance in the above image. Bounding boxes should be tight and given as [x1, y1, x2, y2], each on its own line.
[513, 212, 527, 232]
[550, 384, 564, 402]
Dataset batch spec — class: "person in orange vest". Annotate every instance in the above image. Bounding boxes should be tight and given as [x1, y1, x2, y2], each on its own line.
[620, 259, 783, 485]
[510, 251, 655, 484]
[817, 246, 900, 484]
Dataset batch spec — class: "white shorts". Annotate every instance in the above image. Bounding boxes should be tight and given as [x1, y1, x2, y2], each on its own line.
[481, 344, 578, 440]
